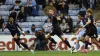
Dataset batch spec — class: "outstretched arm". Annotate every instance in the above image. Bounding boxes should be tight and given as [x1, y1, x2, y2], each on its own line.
[2, 23, 4, 32]
[17, 23, 25, 36]
[83, 18, 91, 28]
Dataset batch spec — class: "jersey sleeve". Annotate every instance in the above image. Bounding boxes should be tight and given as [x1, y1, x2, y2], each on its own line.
[5, 23, 8, 28]
[15, 22, 20, 27]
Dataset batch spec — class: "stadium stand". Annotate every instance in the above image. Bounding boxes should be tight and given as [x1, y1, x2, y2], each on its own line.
[0, 0, 99, 34]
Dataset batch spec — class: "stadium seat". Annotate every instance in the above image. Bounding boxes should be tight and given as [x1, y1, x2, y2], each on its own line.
[27, 16, 41, 22]
[18, 22, 29, 28]
[28, 22, 44, 28]
[0, 11, 10, 16]
[27, 16, 34, 22]
[41, 16, 48, 21]
[2, 16, 8, 21]
[22, 28, 31, 31]
[33, 16, 42, 22]
[68, 9, 79, 16]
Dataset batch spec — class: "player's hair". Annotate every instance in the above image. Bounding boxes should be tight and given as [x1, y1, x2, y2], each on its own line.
[48, 8, 56, 13]
[87, 8, 93, 14]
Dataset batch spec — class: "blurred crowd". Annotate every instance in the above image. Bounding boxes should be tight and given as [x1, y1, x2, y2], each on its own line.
[0, 0, 100, 34]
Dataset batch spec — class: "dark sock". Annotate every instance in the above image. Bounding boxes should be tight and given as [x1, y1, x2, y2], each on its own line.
[64, 40, 71, 48]
[20, 43, 30, 51]
[16, 41, 21, 48]
[84, 41, 89, 49]
[13, 38, 21, 48]
[48, 38, 57, 44]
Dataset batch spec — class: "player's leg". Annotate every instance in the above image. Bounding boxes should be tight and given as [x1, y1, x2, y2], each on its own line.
[82, 35, 90, 53]
[17, 35, 34, 54]
[58, 35, 75, 53]
[59, 35, 71, 48]
[13, 34, 22, 50]
[46, 33, 58, 49]
[46, 33, 57, 44]
[14, 33, 31, 51]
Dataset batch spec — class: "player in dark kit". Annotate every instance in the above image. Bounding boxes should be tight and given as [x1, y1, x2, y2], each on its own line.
[3, 17, 34, 54]
[80, 9, 98, 53]
[0, 16, 4, 32]
[46, 8, 74, 53]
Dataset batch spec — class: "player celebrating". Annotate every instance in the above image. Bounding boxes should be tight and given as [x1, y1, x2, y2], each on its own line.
[46, 8, 74, 53]
[3, 17, 34, 54]
[0, 16, 4, 32]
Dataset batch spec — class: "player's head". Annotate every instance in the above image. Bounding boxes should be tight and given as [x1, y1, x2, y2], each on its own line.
[86, 8, 92, 16]
[48, 8, 55, 16]
[9, 17, 14, 23]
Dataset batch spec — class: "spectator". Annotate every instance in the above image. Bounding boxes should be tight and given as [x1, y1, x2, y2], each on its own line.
[9, 9, 17, 22]
[66, 15, 73, 33]
[57, 0, 69, 15]
[79, 0, 89, 9]
[44, 2, 57, 15]
[50, 0, 57, 8]
[15, 0, 22, 4]
[31, 6, 39, 17]
[60, 19, 69, 33]
[43, 18, 52, 33]
[17, 7, 27, 22]
[35, 0, 46, 9]
[10, 2, 22, 11]
[28, 0, 36, 7]
[60, 13, 66, 19]
[79, 5, 87, 16]
[96, 20, 100, 34]
[31, 24, 36, 35]
[0, 0, 6, 5]
[35, 29, 47, 50]
[24, 2, 32, 16]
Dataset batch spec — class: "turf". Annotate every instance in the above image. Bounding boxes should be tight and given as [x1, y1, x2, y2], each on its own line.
[0, 51, 100, 56]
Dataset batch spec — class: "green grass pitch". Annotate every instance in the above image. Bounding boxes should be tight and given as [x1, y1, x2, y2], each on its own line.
[0, 51, 100, 56]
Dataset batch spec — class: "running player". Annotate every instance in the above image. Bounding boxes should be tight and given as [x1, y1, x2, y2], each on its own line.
[3, 17, 34, 54]
[72, 15, 87, 52]
[80, 9, 98, 53]
[46, 8, 74, 53]
[72, 14, 94, 53]
[0, 16, 4, 32]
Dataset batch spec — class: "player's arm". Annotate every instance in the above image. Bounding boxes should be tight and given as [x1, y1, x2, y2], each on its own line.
[17, 23, 25, 36]
[2, 23, 4, 32]
[83, 18, 91, 28]
[2, 19, 5, 32]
